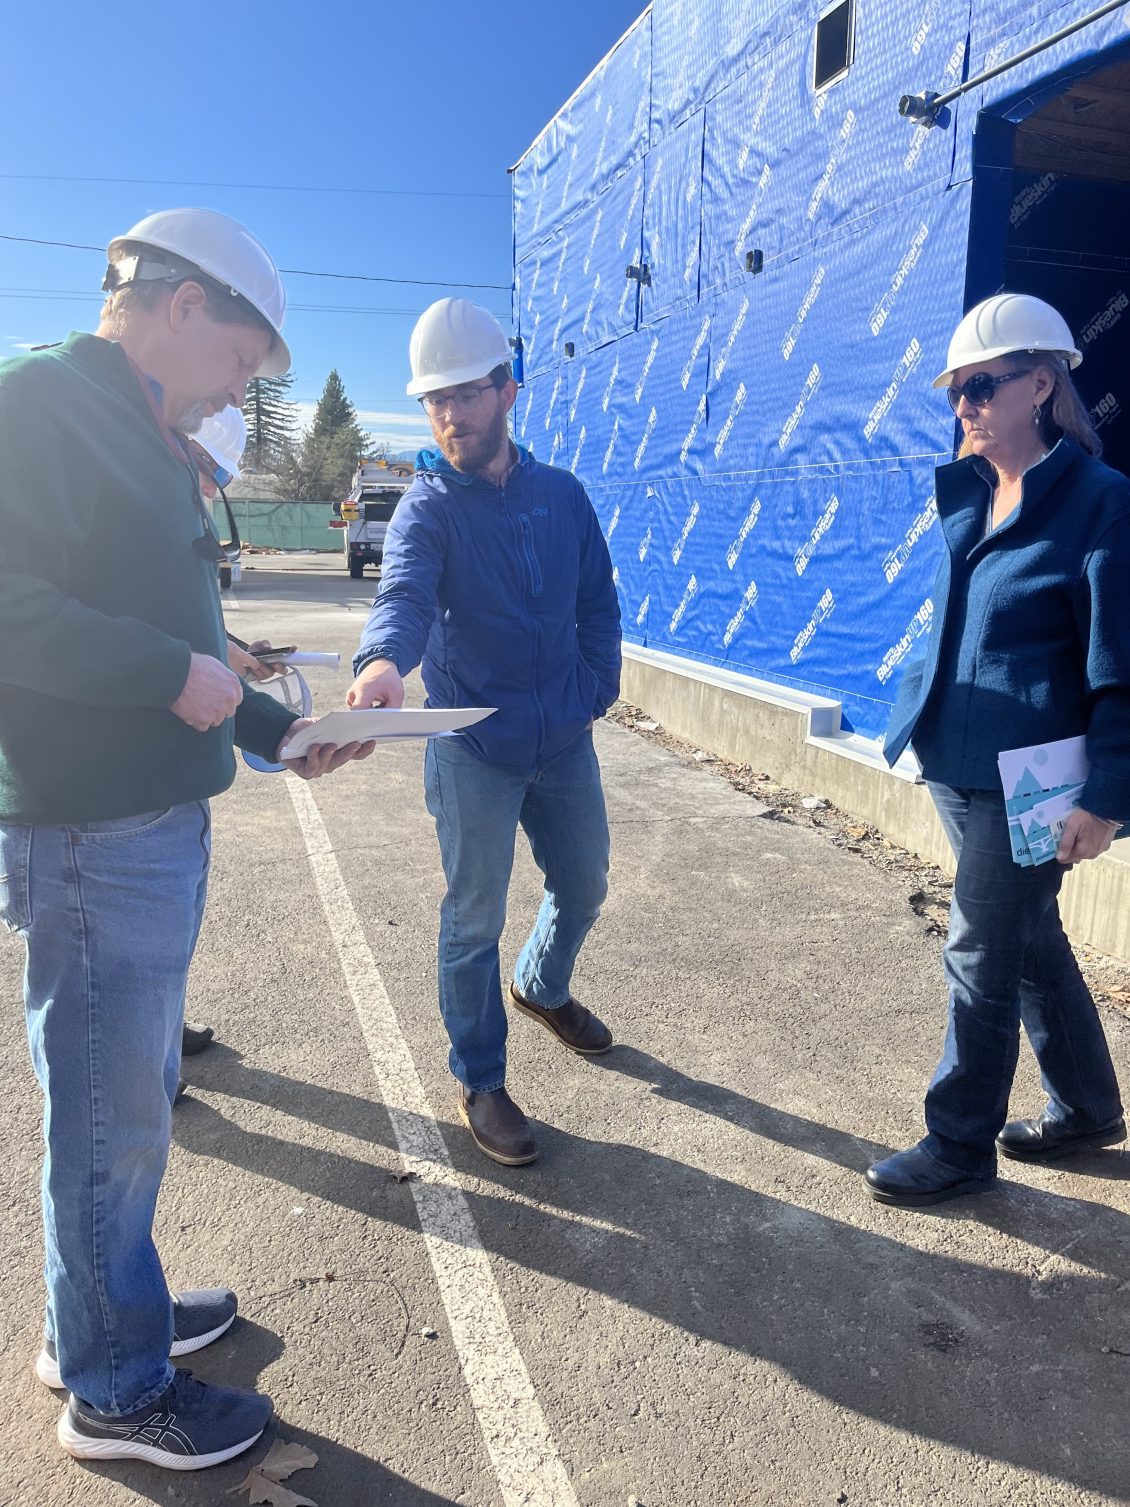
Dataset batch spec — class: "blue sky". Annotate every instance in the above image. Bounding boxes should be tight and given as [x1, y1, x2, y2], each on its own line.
[2, 0, 645, 453]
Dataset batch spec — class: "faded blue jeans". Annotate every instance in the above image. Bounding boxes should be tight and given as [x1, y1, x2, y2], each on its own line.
[0, 801, 211, 1413]
[423, 730, 610, 1092]
[922, 785, 1122, 1175]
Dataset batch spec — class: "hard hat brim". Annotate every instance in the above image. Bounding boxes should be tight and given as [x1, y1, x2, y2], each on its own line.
[932, 343, 1082, 388]
[407, 354, 510, 397]
[257, 334, 292, 378]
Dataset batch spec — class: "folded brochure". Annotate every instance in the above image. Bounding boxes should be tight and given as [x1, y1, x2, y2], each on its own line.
[997, 735, 1087, 867]
[280, 706, 495, 760]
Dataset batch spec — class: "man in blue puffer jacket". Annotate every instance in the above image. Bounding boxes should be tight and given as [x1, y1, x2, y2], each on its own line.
[348, 299, 622, 1166]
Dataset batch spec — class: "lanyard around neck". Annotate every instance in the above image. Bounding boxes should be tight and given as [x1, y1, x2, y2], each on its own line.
[122, 352, 228, 556]
[122, 352, 192, 466]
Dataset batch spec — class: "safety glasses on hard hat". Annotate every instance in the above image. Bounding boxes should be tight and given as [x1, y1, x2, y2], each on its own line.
[191, 515, 231, 564]
[945, 370, 1027, 413]
[184, 445, 240, 564]
[417, 380, 499, 415]
[189, 439, 235, 491]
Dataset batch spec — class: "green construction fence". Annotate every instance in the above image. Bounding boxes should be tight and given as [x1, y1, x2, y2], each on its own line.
[229, 499, 341, 553]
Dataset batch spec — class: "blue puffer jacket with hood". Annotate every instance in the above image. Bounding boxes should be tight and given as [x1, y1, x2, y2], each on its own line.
[354, 444, 621, 770]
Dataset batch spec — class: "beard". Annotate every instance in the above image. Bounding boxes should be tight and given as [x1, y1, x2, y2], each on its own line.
[437, 402, 509, 476]
[177, 402, 208, 435]
[178, 395, 233, 435]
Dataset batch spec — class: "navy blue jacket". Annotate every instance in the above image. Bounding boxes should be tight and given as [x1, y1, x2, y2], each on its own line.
[354, 444, 621, 770]
[884, 439, 1130, 821]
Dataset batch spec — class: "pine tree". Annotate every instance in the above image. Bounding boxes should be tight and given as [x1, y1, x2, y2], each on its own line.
[243, 372, 298, 472]
[309, 370, 366, 450]
[270, 370, 371, 499]
[296, 369, 368, 497]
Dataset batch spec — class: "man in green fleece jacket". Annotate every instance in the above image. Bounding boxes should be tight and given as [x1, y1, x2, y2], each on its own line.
[0, 209, 370, 1471]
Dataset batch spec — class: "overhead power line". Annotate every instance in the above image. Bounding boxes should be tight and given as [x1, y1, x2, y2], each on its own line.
[0, 234, 103, 254]
[0, 234, 512, 291]
[284, 266, 509, 291]
[0, 171, 510, 202]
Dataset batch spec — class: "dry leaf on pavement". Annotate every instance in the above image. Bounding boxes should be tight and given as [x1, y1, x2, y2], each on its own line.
[229, 1439, 319, 1506]
[242, 1482, 317, 1507]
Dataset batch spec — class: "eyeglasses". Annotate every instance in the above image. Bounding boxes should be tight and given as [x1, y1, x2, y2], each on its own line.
[945, 370, 1027, 413]
[417, 380, 499, 415]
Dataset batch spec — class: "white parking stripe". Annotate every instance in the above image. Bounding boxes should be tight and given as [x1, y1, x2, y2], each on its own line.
[287, 777, 578, 1507]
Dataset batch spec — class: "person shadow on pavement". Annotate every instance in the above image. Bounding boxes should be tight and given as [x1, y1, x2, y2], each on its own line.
[82, 1427, 464, 1507]
[173, 1047, 1130, 1500]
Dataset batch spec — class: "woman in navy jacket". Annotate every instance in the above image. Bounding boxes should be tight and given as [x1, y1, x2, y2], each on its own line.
[868, 294, 1128, 1208]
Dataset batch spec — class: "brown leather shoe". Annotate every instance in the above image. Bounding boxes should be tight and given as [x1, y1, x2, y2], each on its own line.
[508, 983, 613, 1055]
[458, 1087, 538, 1166]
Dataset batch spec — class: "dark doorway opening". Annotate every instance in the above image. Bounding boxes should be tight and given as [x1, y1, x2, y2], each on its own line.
[969, 50, 1130, 475]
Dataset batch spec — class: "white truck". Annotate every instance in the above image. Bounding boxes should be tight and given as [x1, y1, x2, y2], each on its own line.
[333, 461, 413, 579]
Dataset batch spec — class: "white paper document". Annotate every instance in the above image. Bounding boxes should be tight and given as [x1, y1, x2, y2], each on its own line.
[280, 706, 495, 760]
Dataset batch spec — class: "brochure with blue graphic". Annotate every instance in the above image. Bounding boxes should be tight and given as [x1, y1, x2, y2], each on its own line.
[997, 736, 1088, 867]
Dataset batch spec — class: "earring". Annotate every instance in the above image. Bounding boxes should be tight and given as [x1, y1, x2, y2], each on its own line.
[1033, 404, 1042, 427]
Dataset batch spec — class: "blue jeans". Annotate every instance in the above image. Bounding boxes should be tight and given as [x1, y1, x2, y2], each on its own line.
[423, 730, 610, 1092]
[0, 801, 211, 1413]
[922, 785, 1122, 1175]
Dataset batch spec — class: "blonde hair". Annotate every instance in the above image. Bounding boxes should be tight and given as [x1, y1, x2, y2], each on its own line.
[957, 351, 1102, 459]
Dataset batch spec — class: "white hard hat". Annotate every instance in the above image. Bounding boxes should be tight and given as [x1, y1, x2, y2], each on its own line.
[254, 667, 311, 718]
[194, 406, 247, 483]
[106, 208, 291, 377]
[934, 293, 1081, 387]
[407, 297, 513, 396]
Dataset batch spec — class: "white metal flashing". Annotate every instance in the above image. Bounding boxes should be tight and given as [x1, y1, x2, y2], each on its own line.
[621, 641, 922, 782]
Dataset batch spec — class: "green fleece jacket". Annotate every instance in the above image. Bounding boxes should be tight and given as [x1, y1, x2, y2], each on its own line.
[0, 332, 297, 823]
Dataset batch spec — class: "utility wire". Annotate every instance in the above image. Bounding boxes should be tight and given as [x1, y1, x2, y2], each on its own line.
[284, 266, 509, 290]
[0, 234, 103, 253]
[0, 171, 510, 202]
[0, 233, 512, 291]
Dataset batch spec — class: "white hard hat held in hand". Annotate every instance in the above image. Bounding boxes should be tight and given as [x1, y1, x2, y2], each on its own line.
[934, 292, 1082, 388]
[105, 208, 291, 377]
[194, 407, 247, 484]
[407, 298, 513, 396]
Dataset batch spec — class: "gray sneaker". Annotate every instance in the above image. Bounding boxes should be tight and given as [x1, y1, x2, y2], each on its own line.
[57, 1369, 270, 1470]
[36, 1287, 238, 1390]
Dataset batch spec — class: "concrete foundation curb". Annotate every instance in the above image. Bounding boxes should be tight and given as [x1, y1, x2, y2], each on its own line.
[621, 647, 1130, 962]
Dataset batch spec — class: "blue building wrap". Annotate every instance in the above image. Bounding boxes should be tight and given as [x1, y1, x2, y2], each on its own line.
[510, 0, 1130, 739]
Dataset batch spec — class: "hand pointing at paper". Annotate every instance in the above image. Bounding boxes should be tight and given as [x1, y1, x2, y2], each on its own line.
[296, 657, 403, 781]
[346, 658, 405, 710]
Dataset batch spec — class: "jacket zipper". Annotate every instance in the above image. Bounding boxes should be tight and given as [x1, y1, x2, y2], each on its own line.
[518, 513, 544, 597]
[499, 480, 546, 760]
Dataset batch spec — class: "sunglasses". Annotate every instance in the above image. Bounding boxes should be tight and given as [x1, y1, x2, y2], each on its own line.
[945, 370, 1027, 413]
[183, 446, 240, 564]
[188, 440, 234, 491]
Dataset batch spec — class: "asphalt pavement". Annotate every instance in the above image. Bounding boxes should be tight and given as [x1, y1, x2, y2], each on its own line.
[0, 555, 1127, 1507]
